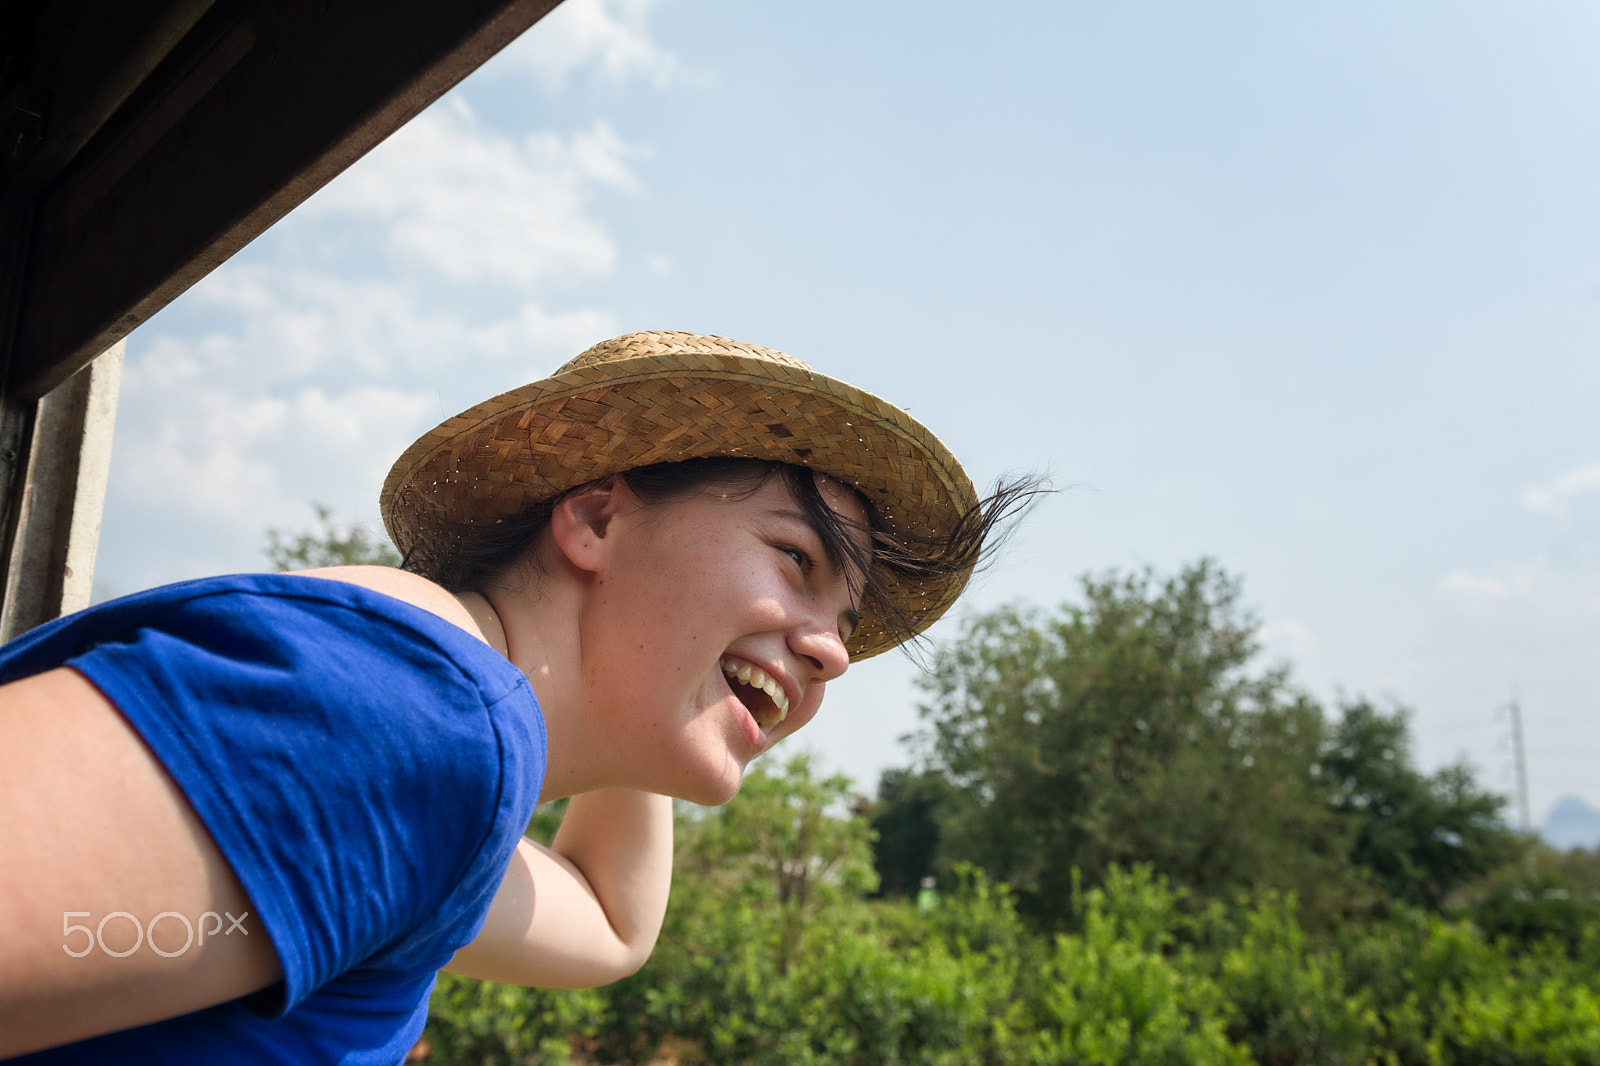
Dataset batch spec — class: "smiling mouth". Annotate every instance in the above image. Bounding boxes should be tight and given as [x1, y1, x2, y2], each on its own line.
[720, 656, 790, 729]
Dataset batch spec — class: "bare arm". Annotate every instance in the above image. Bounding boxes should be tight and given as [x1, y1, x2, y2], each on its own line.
[444, 789, 673, 987]
[0, 669, 281, 1058]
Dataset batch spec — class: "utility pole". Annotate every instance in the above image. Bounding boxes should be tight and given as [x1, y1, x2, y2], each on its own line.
[1507, 693, 1532, 834]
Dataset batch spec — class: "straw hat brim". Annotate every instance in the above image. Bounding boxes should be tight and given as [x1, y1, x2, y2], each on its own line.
[381, 349, 978, 659]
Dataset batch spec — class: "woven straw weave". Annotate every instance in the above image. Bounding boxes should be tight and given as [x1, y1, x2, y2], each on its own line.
[381, 331, 977, 658]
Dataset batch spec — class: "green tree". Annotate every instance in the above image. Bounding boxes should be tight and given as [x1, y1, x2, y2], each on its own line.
[868, 767, 958, 898]
[914, 560, 1363, 928]
[1321, 699, 1518, 911]
[263, 503, 401, 570]
[674, 753, 878, 969]
[589, 755, 884, 1064]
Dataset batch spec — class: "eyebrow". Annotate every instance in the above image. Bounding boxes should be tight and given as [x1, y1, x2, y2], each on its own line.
[768, 506, 850, 570]
[768, 505, 825, 541]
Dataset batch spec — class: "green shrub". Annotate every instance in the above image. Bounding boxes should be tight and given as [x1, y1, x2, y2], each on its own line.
[1337, 905, 1600, 1065]
[634, 888, 1023, 1065]
[1438, 973, 1600, 1066]
[419, 973, 603, 1066]
[1210, 890, 1371, 1066]
[1010, 867, 1250, 1066]
[1469, 884, 1600, 960]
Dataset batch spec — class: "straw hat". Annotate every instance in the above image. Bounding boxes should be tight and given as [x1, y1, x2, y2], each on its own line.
[380, 330, 978, 659]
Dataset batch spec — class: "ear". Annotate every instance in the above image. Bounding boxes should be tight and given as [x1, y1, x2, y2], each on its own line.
[548, 478, 624, 574]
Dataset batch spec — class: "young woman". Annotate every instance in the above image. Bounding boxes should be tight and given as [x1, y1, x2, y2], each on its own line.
[0, 331, 1029, 1063]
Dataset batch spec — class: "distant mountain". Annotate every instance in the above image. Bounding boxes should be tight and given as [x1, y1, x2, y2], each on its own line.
[1541, 795, 1600, 851]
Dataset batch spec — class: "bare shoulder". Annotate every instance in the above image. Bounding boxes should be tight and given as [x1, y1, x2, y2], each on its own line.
[285, 566, 492, 647]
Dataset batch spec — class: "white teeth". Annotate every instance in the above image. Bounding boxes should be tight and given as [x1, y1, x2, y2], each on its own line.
[762, 677, 789, 714]
[719, 657, 790, 725]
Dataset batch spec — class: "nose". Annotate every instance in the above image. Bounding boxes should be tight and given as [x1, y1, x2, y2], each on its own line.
[789, 618, 850, 684]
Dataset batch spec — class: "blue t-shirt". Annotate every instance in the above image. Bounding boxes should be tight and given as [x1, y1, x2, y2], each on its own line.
[1, 574, 547, 1065]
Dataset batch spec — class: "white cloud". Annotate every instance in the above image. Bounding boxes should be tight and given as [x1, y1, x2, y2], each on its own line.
[1425, 460, 1600, 624]
[131, 267, 614, 390]
[464, 302, 620, 366]
[115, 271, 618, 533]
[1439, 570, 1528, 614]
[104, 114, 638, 588]
[1436, 564, 1600, 631]
[1256, 618, 1318, 661]
[99, 0, 684, 593]
[1523, 460, 1600, 514]
[1439, 571, 1523, 600]
[500, 0, 685, 90]
[114, 384, 429, 522]
[304, 103, 640, 289]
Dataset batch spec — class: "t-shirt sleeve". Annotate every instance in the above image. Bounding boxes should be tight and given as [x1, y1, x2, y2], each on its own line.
[63, 579, 544, 1017]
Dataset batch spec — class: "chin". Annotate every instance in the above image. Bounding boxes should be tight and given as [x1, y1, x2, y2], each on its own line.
[671, 761, 747, 807]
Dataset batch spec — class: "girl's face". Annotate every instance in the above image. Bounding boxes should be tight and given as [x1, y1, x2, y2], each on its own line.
[573, 472, 867, 805]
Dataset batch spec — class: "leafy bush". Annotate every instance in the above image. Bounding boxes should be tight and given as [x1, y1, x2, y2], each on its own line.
[1469, 883, 1600, 960]
[1337, 905, 1600, 1065]
[1012, 867, 1250, 1066]
[419, 974, 603, 1065]
[416, 755, 1600, 1066]
[1206, 891, 1371, 1066]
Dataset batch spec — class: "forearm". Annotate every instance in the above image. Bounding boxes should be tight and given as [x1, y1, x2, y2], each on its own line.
[446, 789, 673, 987]
[549, 788, 673, 963]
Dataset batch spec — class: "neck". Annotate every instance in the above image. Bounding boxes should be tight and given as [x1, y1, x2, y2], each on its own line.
[468, 566, 598, 802]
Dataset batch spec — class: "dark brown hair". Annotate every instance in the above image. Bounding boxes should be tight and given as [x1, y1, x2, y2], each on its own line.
[403, 457, 1044, 657]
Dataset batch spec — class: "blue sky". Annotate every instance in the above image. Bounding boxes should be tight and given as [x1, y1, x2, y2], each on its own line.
[98, 0, 1599, 823]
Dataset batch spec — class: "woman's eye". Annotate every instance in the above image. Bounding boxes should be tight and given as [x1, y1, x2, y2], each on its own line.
[780, 545, 810, 571]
